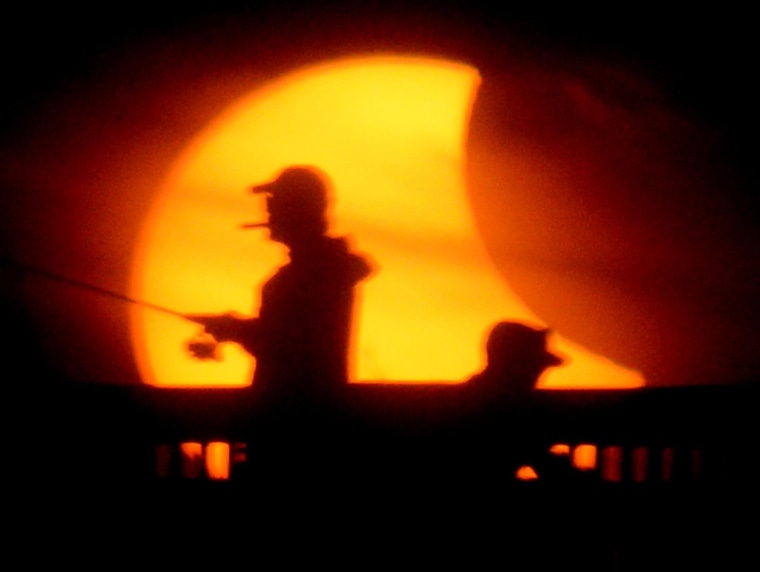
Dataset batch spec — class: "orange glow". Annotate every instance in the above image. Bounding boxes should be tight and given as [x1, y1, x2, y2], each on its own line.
[572, 444, 597, 471]
[131, 55, 644, 389]
[180, 442, 204, 479]
[549, 443, 571, 456]
[515, 465, 539, 480]
[600, 446, 623, 482]
[631, 446, 649, 482]
[205, 442, 230, 480]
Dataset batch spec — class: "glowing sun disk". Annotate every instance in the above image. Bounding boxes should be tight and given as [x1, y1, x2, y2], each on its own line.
[130, 55, 644, 390]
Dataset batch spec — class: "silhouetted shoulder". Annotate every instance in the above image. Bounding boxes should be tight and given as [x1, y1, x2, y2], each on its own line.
[319, 236, 374, 281]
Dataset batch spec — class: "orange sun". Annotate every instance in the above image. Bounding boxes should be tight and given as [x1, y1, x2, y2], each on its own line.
[130, 55, 644, 390]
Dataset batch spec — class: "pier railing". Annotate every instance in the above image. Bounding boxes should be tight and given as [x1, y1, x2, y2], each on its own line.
[18, 381, 757, 485]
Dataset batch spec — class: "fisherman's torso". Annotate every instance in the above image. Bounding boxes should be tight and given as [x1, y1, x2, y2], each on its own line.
[251, 236, 371, 403]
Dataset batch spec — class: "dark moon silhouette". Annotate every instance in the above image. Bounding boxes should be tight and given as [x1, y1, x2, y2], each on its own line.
[466, 49, 759, 386]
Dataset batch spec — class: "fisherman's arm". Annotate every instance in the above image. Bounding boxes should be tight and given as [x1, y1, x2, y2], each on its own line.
[185, 312, 262, 357]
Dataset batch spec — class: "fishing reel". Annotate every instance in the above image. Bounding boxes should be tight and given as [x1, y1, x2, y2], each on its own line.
[186, 331, 222, 361]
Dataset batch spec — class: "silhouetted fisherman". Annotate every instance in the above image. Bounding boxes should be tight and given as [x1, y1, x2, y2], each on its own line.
[457, 321, 567, 482]
[468, 321, 564, 398]
[187, 166, 373, 410]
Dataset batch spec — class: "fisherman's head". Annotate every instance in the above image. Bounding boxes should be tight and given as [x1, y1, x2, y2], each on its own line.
[250, 166, 331, 245]
[483, 321, 564, 390]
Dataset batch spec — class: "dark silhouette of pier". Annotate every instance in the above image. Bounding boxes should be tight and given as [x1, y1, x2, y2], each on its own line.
[11, 376, 757, 569]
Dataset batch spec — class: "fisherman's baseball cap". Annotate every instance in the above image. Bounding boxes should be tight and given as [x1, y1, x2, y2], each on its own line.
[250, 165, 329, 209]
[486, 321, 564, 367]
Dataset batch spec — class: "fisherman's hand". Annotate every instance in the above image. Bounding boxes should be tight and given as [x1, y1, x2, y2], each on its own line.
[185, 312, 248, 343]
[186, 332, 221, 361]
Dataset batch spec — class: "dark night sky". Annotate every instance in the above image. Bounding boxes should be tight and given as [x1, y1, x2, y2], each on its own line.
[2, 3, 753, 144]
[1, 2, 757, 386]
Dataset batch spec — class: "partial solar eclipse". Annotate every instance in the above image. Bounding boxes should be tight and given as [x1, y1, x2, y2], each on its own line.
[130, 55, 644, 389]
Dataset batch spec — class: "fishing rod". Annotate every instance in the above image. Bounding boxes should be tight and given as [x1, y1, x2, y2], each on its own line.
[1, 256, 204, 323]
[0, 216, 270, 312]
[1, 256, 230, 360]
